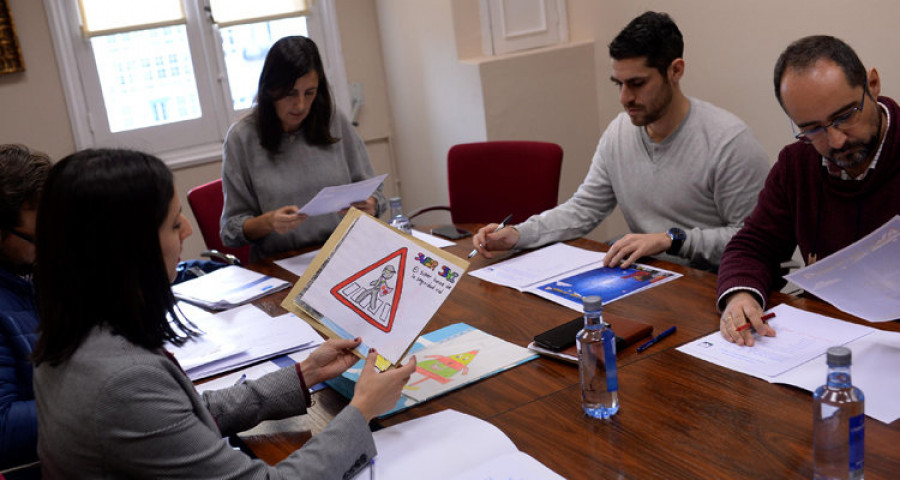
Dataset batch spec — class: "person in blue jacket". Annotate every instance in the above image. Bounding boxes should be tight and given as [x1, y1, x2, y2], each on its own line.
[0, 144, 51, 469]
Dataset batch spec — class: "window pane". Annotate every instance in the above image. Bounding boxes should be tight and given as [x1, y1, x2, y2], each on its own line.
[219, 17, 308, 111]
[80, 0, 184, 35]
[210, 0, 308, 25]
[91, 25, 201, 132]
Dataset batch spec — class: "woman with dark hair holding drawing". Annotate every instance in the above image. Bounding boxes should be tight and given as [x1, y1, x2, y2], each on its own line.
[32, 148, 415, 478]
[222, 35, 385, 262]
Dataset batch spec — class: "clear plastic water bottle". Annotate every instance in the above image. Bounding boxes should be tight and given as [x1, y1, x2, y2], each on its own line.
[813, 346, 865, 480]
[577, 295, 619, 419]
[387, 197, 411, 234]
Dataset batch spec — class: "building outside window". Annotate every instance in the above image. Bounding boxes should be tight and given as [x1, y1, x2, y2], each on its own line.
[44, 0, 349, 167]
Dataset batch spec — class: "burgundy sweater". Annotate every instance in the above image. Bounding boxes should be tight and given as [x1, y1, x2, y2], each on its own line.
[717, 96, 900, 308]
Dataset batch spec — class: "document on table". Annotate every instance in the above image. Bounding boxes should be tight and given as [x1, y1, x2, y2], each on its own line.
[194, 348, 319, 394]
[785, 215, 900, 322]
[469, 243, 606, 290]
[298, 174, 387, 216]
[274, 249, 320, 277]
[411, 229, 456, 248]
[677, 303, 900, 423]
[350, 409, 563, 480]
[172, 265, 290, 310]
[469, 242, 681, 311]
[169, 303, 324, 380]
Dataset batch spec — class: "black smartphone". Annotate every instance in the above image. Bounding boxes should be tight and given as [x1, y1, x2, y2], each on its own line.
[430, 225, 472, 240]
[533, 318, 582, 351]
[534, 317, 632, 352]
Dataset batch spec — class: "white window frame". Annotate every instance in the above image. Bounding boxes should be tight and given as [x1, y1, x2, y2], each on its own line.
[43, 0, 351, 168]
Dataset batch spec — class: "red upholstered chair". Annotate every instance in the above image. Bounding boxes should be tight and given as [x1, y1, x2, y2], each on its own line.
[409, 141, 563, 224]
[187, 179, 251, 265]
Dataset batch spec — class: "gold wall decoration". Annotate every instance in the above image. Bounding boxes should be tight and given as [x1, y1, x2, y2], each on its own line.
[0, 0, 25, 75]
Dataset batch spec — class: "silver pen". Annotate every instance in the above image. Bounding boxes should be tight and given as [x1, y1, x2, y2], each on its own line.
[468, 213, 513, 259]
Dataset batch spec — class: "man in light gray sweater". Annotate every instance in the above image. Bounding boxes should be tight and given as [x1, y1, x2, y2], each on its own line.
[472, 12, 769, 271]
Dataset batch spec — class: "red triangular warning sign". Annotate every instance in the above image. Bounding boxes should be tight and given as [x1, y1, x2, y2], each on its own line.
[330, 248, 407, 332]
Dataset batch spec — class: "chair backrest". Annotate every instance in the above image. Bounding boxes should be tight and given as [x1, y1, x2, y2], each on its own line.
[187, 179, 251, 265]
[447, 141, 563, 224]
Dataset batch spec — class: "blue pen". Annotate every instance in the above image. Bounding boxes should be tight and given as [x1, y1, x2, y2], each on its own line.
[636, 326, 677, 353]
[234, 373, 247, 386]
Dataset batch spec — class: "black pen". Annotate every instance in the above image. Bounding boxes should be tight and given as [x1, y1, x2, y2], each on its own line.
[468, 213, 513, 259]
[636, 326, 676, 353]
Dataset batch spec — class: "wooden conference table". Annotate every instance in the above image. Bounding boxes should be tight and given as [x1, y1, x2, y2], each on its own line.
[237, 227, 900, 479]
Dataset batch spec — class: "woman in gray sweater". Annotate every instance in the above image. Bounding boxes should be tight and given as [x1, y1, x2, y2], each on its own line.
[32, 149, 415, 478]
[222, 36, 385, 262]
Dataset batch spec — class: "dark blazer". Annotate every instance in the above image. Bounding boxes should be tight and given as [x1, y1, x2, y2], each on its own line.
[0, 268, 39, 469]
[34, 326, 376, 478]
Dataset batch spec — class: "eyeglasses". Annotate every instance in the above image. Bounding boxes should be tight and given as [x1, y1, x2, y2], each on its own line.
[793, 89, 867, 144]
[4, 229, 34, 244]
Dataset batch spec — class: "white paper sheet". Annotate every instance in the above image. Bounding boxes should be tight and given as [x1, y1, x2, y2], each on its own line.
[351, 409, 563, 480]
[785, 215, 900, 322]
[449, 452, 565, 480]
[298, 174, 388, 216]
[678, 304, 900, 423]
[170, 331, 244, 372]
[274, 249, 320, 277]
[468, 243, 606, 290]
[411, 229, 456, 248]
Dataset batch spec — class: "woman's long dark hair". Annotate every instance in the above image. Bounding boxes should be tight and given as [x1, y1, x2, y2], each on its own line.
[256, 35, 338, 153]
[32, 149, 193, 366]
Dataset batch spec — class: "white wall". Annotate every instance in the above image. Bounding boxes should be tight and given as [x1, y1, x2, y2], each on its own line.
[0, 0, 73, 160]
[376, 0, 488, 222]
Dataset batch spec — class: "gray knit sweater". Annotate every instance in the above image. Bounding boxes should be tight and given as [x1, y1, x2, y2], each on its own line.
[516, 97, 770, 269]
[222, 110, 385, 262]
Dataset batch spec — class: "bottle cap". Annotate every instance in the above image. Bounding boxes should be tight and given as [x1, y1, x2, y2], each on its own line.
[826, 346, 851, 366]
[582, 295, 603, 312]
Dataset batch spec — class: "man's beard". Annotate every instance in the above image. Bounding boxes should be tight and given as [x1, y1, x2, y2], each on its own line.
[826, 132, 879, 170]
[625, 83, 673, 127]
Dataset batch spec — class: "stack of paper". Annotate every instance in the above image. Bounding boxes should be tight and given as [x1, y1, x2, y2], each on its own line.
[172, 265, 290, 310]
[169, 303, 324, 380]
[194, 348, 323, 394]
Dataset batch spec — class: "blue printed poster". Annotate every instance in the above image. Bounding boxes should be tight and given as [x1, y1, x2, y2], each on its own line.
[529, 263, 680, 311]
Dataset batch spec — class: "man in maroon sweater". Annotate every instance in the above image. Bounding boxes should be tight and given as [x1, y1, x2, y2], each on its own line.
[717, 35, 900, 346]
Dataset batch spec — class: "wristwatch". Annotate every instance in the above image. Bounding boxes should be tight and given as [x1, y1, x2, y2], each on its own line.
[666, 228, 686, 255]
